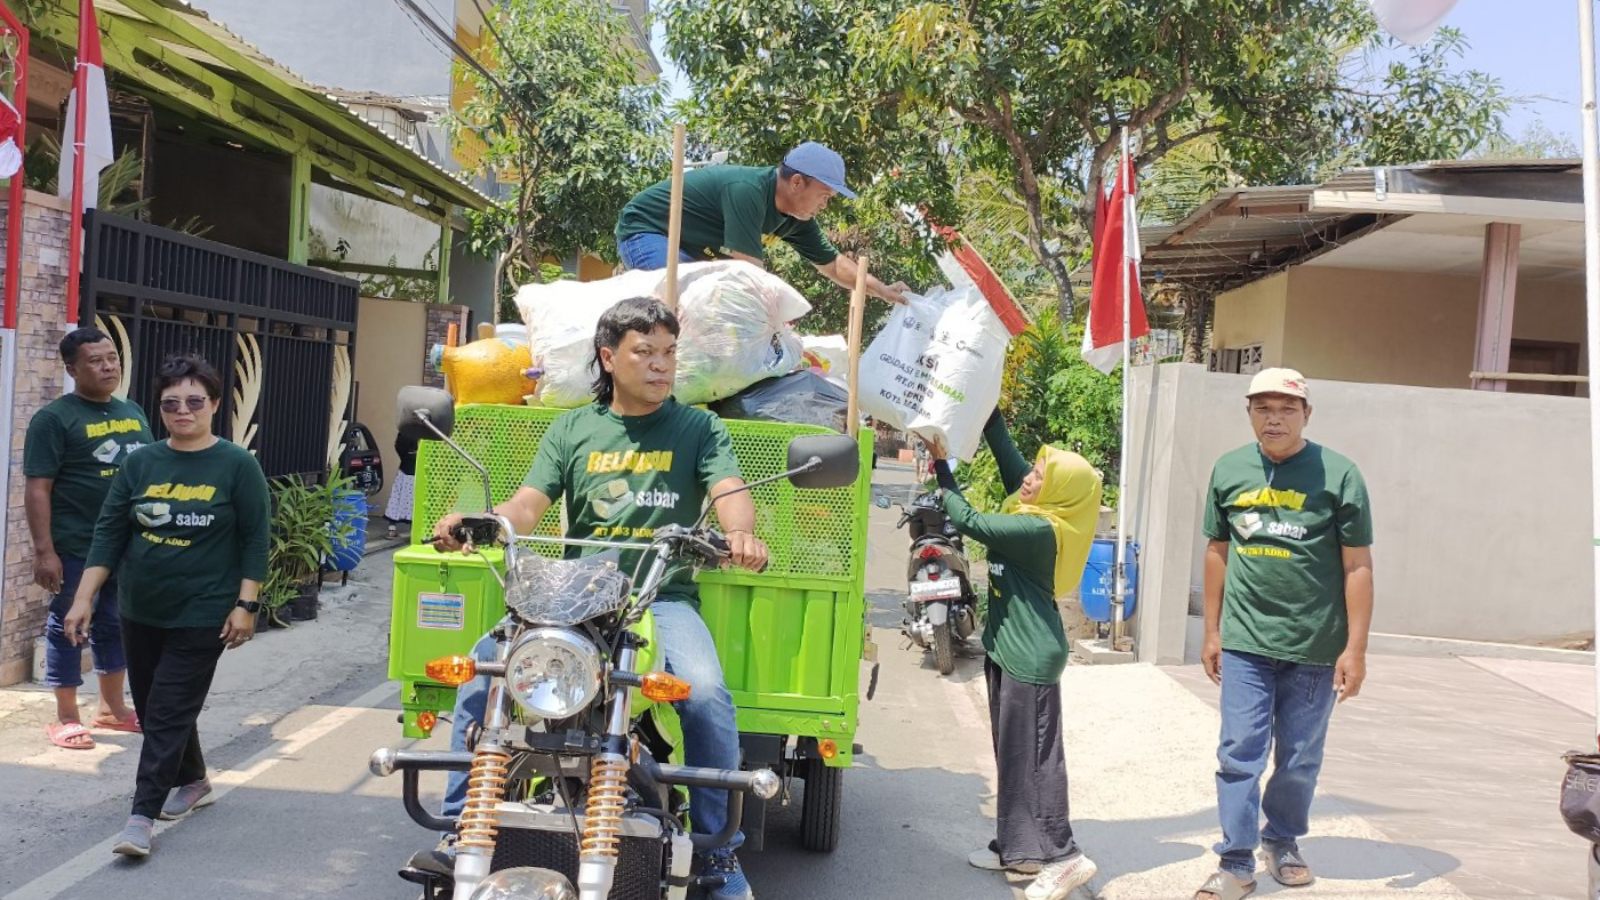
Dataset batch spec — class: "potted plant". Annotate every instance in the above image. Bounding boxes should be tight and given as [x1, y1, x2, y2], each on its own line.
[263, 474, 355, 626]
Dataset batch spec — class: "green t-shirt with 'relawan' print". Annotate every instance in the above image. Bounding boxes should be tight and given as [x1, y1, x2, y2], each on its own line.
[22, 394, 153, 559]
[1203, 441, 1373, 666]
[86, 440, 271, 629]
[523, 400, 743, 603]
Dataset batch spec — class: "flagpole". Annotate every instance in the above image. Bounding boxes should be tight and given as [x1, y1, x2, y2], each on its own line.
[1114, 126, 1132, 649]
[64, 0, 91, 327]
[1576, 0, 1600, 746]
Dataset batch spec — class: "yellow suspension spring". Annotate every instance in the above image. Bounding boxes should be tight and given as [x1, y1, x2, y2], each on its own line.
[580, 753, 628, 859]
[458, 746, 511, 851]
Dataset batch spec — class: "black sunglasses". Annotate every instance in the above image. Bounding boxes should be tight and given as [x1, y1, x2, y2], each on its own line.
[159, 396, 209, 413]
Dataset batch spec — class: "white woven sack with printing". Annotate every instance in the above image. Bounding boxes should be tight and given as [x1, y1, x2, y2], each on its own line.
[857, 286, 1010, 460]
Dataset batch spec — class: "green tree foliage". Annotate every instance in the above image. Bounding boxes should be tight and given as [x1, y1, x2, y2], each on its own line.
[663, 0, 1508, 317]
[455, 0, 666, 297]
[960, 309, 1121, 512]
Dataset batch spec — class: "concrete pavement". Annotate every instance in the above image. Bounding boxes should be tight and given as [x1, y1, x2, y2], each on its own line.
[0, 460, 1589, 898]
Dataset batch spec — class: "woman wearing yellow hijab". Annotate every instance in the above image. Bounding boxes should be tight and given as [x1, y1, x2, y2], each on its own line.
[932, 408, 1102, 900]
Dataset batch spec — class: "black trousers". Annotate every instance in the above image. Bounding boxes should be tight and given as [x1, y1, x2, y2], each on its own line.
[986, 656, 1079, 866]
[122, 618, 225, 819]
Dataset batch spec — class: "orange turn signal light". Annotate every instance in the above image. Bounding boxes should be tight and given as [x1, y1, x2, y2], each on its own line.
[818, 739, 839, 760]
[640, 672, 693, 703]
[426, 655, 477, 686]
[417, 710, 438, 736]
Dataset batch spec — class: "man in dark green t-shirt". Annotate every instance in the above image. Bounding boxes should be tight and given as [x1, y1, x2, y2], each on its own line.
[1193, 368, 1375, 900]
[615, 141, 909, 305]
[23, 327, 152, 749]
[432, 298, 770, 900]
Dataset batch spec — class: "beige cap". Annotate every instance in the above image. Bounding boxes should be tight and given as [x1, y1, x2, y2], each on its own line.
[1246, 367, 1309, 400]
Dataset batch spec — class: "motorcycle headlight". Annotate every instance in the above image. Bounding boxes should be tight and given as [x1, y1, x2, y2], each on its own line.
[504, 627, 603, 719]
[468, 867, 576, 900]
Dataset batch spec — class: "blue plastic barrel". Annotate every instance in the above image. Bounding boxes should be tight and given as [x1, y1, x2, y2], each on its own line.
[328, 489, 368, 572]
[1078, 539, 1139, 622]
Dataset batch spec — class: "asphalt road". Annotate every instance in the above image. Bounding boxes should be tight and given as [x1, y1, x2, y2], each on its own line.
[1, 463, 1023, 900]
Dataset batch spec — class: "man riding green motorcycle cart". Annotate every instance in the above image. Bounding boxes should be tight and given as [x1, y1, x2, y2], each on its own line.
[405, 295, 874, 899]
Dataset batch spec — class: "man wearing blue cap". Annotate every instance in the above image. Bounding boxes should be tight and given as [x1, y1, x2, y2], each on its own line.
[616, 141, 909, 304]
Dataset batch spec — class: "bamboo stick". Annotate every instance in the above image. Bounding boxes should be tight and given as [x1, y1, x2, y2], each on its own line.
[845, 255, 870, 438]
[1470, 371, 1588, 383]
[664, 123, 687, 313]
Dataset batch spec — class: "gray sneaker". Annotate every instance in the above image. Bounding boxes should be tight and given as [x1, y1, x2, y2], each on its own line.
[112, 815, 153, 857]
[159, 779, 216, 820]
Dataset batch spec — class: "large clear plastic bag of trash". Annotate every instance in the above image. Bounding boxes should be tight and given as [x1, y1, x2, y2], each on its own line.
[514, 261, 810, 408]
[673, 262, 809, 405]
[711, 370, 850, 431]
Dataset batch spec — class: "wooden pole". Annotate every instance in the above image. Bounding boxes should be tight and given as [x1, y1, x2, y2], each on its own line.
[664, 124, 687, 313]
[845, 255, 869, 438]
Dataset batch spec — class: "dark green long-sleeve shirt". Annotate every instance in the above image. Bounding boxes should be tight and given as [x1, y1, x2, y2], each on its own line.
[936, 414, 1069, 684]
[85, 439, 271, 629]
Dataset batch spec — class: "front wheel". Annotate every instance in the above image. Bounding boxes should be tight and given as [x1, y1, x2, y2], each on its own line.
[932, 621, 955, 675]
[800, 757, 843, 852]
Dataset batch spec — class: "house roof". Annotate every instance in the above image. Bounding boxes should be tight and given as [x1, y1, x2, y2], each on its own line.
[1142, 159, 1586, 291]
[28, 0, 492, 218]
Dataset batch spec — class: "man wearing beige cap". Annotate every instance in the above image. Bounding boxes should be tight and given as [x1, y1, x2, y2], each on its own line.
[1192, 368, 1375, 900]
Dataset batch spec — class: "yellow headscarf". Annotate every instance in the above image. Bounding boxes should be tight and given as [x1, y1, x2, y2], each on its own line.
[999, 445, 1103, 596]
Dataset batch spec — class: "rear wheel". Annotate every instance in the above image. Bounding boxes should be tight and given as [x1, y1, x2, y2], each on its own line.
[800, 757, 843, 852]
[932, 621, 955, 675]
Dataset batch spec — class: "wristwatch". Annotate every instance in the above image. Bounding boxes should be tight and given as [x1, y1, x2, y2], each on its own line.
[235, 598, 261, 614]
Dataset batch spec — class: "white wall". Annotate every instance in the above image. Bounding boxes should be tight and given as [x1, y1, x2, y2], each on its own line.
[1126, 364, 1594, 663]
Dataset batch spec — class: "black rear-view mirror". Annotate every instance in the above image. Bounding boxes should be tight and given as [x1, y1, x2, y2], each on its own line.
[786, 435, 860, 490]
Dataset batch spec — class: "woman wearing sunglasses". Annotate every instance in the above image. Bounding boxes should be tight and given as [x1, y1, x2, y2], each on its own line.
[64, 353, 271, 858]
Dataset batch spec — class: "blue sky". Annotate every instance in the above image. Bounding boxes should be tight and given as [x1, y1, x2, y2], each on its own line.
[1436, 0, 1583, 142]
[652, 2, 1590, 145]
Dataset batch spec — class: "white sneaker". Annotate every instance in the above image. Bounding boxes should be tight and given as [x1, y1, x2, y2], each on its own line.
[1025, 853, 1098, 900]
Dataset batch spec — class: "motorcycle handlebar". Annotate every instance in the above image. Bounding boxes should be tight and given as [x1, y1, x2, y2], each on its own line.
[647, 760, 775, 796]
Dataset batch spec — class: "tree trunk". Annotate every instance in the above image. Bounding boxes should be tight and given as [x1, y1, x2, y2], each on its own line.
[992, 107, 1076, 321]
[1180, 288, 1214, 364]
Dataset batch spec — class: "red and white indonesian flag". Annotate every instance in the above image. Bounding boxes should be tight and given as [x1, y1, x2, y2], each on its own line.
[57, 0, 114, 210]
[1369, 0, 1460, 46]
[1082, 153, 1149, 374]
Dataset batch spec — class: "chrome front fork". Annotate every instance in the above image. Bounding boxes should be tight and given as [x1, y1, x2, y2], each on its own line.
[453, 639, 514, 900]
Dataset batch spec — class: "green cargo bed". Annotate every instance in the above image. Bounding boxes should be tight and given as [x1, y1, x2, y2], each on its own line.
[389, 403, 871, 764]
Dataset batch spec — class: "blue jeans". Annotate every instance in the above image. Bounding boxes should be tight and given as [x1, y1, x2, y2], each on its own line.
[1214, 649, 1336, 878]
[617, 232, 695, 271]
[43, 556, 126, 688]
[443, 601, 744, 851]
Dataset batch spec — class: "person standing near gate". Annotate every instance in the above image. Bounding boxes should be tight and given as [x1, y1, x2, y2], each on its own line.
[25, 327, 152, 750]
[65, 353, 271, 857]
[1193, 368, 1375, 900]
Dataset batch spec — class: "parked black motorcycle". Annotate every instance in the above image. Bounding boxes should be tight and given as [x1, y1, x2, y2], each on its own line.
[878, 489, 978, 675]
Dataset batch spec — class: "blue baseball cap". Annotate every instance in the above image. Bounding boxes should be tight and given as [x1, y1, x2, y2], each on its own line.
[782, 142, 858, 199]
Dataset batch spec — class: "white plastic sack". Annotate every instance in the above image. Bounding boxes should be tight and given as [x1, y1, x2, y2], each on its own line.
[514, 261, 811, 408]
[516, 269, 660, 408]
[857, 286, 1011, 460]
[800, 335, 850, 386]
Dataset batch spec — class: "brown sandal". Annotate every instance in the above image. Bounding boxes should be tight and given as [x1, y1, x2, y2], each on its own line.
[1193, 870, 1257, 900]
[1262, 842, 1315, 887]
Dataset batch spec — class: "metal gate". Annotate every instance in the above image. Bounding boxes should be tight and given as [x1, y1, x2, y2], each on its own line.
[79, 210, 358, 478]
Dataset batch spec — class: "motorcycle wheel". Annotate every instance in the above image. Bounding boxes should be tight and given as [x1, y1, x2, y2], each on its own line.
[932, 621, 955, 675]
[800, 757, 843, 853]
